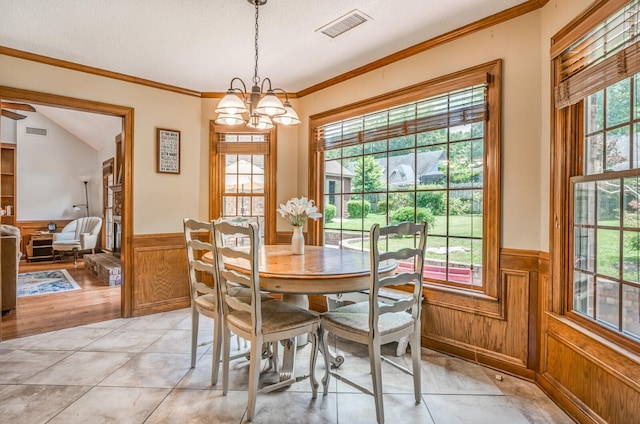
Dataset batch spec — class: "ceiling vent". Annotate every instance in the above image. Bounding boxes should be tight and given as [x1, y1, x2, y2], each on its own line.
[317, 9, 370, 39]
[25, 127, 47, 137]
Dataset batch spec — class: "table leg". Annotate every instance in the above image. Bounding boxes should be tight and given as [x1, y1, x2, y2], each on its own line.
[281, 294, 309, 347]
[321, 296, 348, 368]
[317, 326, 345, 368]
[279, 338, 297, 383]
[260, 338, 299, 392]
[277, 292, 346, 385]
[277, 294, 306, 387]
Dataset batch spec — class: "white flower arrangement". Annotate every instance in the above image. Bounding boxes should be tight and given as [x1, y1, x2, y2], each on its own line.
[276, 196, 322, 227]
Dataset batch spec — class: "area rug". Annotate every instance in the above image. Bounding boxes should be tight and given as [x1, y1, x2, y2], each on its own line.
[17, 269, 81, 297]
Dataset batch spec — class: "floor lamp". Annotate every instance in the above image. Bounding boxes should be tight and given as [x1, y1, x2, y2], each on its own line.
[73, 177, 90, 216]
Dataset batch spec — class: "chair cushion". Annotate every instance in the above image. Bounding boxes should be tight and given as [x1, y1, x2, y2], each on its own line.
[52, 240, 81, 251]
[195, 287, 274, 314]
[321, 301, 414, 337]
[194, 293, 217, 313]
[227, 300, 318, 335]
[53, 232, 76, 242]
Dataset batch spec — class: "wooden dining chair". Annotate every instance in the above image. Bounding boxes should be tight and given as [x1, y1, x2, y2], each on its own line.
[320, 221, 427, 424]
[212, 220, 320, 421]
[183, 218, 267, 385]
[183, 218, 223, 384]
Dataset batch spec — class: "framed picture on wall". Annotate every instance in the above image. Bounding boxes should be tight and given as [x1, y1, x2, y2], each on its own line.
[156, 128, 181, 174]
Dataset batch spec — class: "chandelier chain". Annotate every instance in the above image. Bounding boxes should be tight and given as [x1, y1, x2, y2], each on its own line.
[253, 0, 260, 85]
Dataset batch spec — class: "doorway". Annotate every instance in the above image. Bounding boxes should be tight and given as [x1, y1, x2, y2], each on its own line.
[0, 85, 134, 340]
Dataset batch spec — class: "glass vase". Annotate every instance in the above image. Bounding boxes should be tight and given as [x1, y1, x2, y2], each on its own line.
[291, 226, 304, 255]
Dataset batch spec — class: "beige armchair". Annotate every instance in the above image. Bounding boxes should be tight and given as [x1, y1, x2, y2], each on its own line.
[52, 216, 102, 264]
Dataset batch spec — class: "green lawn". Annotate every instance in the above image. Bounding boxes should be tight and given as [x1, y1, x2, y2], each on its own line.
[324, 214, 482, 264]
[325, 214, 482, 237]
[323, 215, 639, 281]
[596, 221, 639, 282]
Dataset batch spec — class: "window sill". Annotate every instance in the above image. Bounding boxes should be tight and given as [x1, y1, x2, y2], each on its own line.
[423, 281, 504, 319]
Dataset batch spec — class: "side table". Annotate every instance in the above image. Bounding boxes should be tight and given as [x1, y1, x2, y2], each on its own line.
[27, 232, 54, 262]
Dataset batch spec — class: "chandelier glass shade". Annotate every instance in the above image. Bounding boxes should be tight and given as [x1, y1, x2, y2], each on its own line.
[215, 0, 300, 128]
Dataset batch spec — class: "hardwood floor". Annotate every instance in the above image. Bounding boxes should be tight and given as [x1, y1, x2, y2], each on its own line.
[1, 258, 121, 340]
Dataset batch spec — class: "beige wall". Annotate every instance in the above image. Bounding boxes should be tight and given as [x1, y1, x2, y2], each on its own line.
[0, 54, 202, 234]
[538, 0, 594, 251]
[296, 11, 545, 250]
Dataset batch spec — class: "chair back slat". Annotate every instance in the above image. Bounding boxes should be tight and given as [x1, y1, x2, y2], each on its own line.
[218, 245, 251, 261]
[378, 271, 418, 288]
[191, 259, 213, 273]
[378, 298, 414, 313]
[379, 247, 421, 263]
[188, 239, 212, 252]
[369, 221, 427, 326]
[212, 220, 263, 334]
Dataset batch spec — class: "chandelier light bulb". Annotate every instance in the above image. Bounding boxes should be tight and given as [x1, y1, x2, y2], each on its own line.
[273, 102, 300, 126]
[215, 113, 245, 126]
[216, 91, 248, 115]
[254, 91, 286, 116]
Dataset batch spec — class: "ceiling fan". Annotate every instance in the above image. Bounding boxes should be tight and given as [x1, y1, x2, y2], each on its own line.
[1, 102, 36, 120]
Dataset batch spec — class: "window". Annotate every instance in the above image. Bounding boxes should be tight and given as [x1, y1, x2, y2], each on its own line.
[309, 61, 501, 294]
[209, 124, 277, 245]
[553, 0, 640, 343]
[572, 80, 640, 341]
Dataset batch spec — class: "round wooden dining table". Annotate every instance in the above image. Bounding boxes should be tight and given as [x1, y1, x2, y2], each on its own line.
[204, 244, 396, 308]
[222, 244, 395, 295]
[203, 244, 397, 373]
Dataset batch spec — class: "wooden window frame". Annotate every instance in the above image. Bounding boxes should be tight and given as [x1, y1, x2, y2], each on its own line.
[209, 122, 277, 245]
[551, 0, 640, 349]
[308, 60, 502, 310]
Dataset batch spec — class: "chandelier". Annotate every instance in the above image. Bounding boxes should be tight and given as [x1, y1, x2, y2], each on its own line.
[215, 0, 300, 130]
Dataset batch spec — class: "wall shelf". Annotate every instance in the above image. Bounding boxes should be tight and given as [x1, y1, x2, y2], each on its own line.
[0, 143, 17, 226]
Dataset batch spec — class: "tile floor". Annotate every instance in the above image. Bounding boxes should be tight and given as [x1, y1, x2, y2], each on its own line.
[0, 308, 575, 423]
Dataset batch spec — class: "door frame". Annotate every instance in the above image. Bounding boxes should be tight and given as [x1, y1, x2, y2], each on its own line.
[0, 85, 134, 317]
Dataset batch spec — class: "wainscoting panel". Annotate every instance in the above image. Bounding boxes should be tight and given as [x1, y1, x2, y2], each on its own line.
[422, 249, 539, 379]
[538, 313, 640, 424]
[131, 233, 190, 316]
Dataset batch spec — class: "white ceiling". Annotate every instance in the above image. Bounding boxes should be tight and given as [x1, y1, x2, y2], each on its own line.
[0, 0, 529, 94]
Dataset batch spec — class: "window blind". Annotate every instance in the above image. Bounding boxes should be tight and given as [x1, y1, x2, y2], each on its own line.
[214, 132, 270, 154]
[312, 85, 487, 152]
[555, 0, 640, 108]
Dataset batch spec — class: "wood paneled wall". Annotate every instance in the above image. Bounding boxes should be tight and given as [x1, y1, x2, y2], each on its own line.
[130, 233, 190, 316]
[421, 248, 540, 380]
[538, 314, 640, 424]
